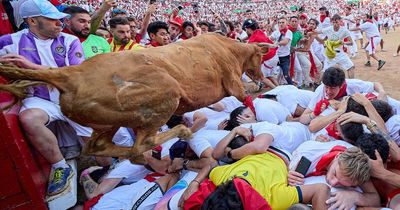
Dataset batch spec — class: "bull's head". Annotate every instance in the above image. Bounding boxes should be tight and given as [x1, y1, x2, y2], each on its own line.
[242, 44, 267, 90]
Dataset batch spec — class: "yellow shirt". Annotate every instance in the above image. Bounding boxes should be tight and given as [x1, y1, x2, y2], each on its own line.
[108, 38, 143, 52]
[209, 152, 300, 210]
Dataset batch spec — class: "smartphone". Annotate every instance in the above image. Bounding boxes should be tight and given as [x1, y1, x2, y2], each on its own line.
[295, 156, 312, 176]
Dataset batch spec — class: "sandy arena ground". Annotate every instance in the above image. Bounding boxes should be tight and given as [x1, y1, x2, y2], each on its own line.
[353, 29, 400, 99]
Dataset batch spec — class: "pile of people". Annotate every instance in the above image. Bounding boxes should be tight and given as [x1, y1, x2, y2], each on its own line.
[0, 0, 400, 209]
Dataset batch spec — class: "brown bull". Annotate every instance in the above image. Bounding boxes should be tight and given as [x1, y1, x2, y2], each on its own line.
[0, 33, 264, 163]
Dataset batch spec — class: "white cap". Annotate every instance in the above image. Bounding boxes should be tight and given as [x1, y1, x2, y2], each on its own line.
[19, 0, 69, 20]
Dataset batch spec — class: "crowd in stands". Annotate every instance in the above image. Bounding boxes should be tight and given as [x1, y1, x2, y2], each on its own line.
[1, 0, 400, 209]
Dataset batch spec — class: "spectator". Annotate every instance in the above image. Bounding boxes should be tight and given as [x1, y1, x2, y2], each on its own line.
[63, 6, 111, 58]
[147, 21, 171, 47]
[108, 17, 142, 51]
[0, 0, 92, 196]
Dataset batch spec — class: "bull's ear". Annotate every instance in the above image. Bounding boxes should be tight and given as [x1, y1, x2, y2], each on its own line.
[254, 43, 269, 54]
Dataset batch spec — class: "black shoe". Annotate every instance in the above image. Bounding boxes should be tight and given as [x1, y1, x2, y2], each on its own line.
[364, 61, 371, 67]
[378, 60, 386, 70]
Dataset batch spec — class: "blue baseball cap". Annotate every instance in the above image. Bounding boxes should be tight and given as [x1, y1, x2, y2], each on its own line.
[20, 0, 69, 20]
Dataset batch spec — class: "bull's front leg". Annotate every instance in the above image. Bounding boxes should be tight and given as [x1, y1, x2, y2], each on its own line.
[82, 128, 132, 157]
[129, 125, 192, 164]
[222, 75, 247, 101]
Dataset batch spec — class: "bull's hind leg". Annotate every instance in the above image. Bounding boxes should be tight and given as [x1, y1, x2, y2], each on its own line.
[129, 125, 192, 164]
[83, 128, 131, 157]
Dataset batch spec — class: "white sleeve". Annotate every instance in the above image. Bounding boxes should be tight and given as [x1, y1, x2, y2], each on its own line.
[359, 23, 369, 31]
[271, 31, 278, 41]
[347, 79, 374, 94]
[251, 122, 280, 139]
[307, 85, 324, 110]
[342, 28, 351, 38]
[188, 134, 212, 157]
[285, 30, 293, 41]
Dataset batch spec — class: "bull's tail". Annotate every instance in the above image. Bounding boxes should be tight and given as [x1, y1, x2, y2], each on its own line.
[0, 65, 70, 109]
[0, 65, 67, 84]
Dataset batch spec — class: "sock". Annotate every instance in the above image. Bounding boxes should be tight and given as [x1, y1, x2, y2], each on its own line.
[52, 159, 68, 169]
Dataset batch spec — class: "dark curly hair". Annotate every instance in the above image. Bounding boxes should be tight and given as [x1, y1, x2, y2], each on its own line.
[201, 179, 243, 210]
[356, 133, 389, 163]
[371, 99, 394, 122]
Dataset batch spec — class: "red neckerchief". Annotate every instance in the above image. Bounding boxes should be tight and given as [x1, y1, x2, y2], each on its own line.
[279, 27, 288, 36]
[334, 81, 347, 100]
[320, 15, 327, 23]
[63, 28, 87, 43]
[149, 41, 161, 47]
[366, 19, 374, 23]
[287, 25, 297, 32]
[307, 146, 346, 177]
[180, 34, 188, 40]
[243, 96, 256, 117]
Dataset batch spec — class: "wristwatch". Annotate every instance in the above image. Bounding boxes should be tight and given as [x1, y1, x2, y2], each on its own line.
[183, 159, 190, 170]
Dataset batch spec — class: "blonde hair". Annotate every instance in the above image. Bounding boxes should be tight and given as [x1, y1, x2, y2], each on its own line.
[338, 147, 371, 185]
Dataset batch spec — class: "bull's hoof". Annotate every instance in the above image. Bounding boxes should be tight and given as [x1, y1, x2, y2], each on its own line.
[176, 125, 192, 140]
[129, 155, 146, 165]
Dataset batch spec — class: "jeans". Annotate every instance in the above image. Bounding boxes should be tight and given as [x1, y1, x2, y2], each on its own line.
[278, 55, 293, 85]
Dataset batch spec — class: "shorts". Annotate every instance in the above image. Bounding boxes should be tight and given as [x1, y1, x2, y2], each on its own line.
[365, 37, 381, 55]
[261, 55, 279, 77]
[323, 51, 354, 71]
[20, 97, 92, 137]
[93, 179, 164, 210]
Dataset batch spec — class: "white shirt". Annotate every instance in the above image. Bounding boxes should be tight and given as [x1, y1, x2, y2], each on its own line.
[253, 98, 291, 124]
[243, 121, 311, 153]
[359, 22, 380, 39]
[307, 79, 374, 111]
[189, 129, 230, 157]
[289, 140, 354, 174]
[265, 85, 314, 114]
[344, 14, 356, 29]
[271, 29, 292, 57]
[322, 26, 351, 43]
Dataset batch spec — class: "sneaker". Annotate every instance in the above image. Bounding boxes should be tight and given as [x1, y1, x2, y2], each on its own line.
[364, 61, 371, 67]
[394, 53, 399, 57]
[378, 60, 386, 70]
[47, 165, 73, 196]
